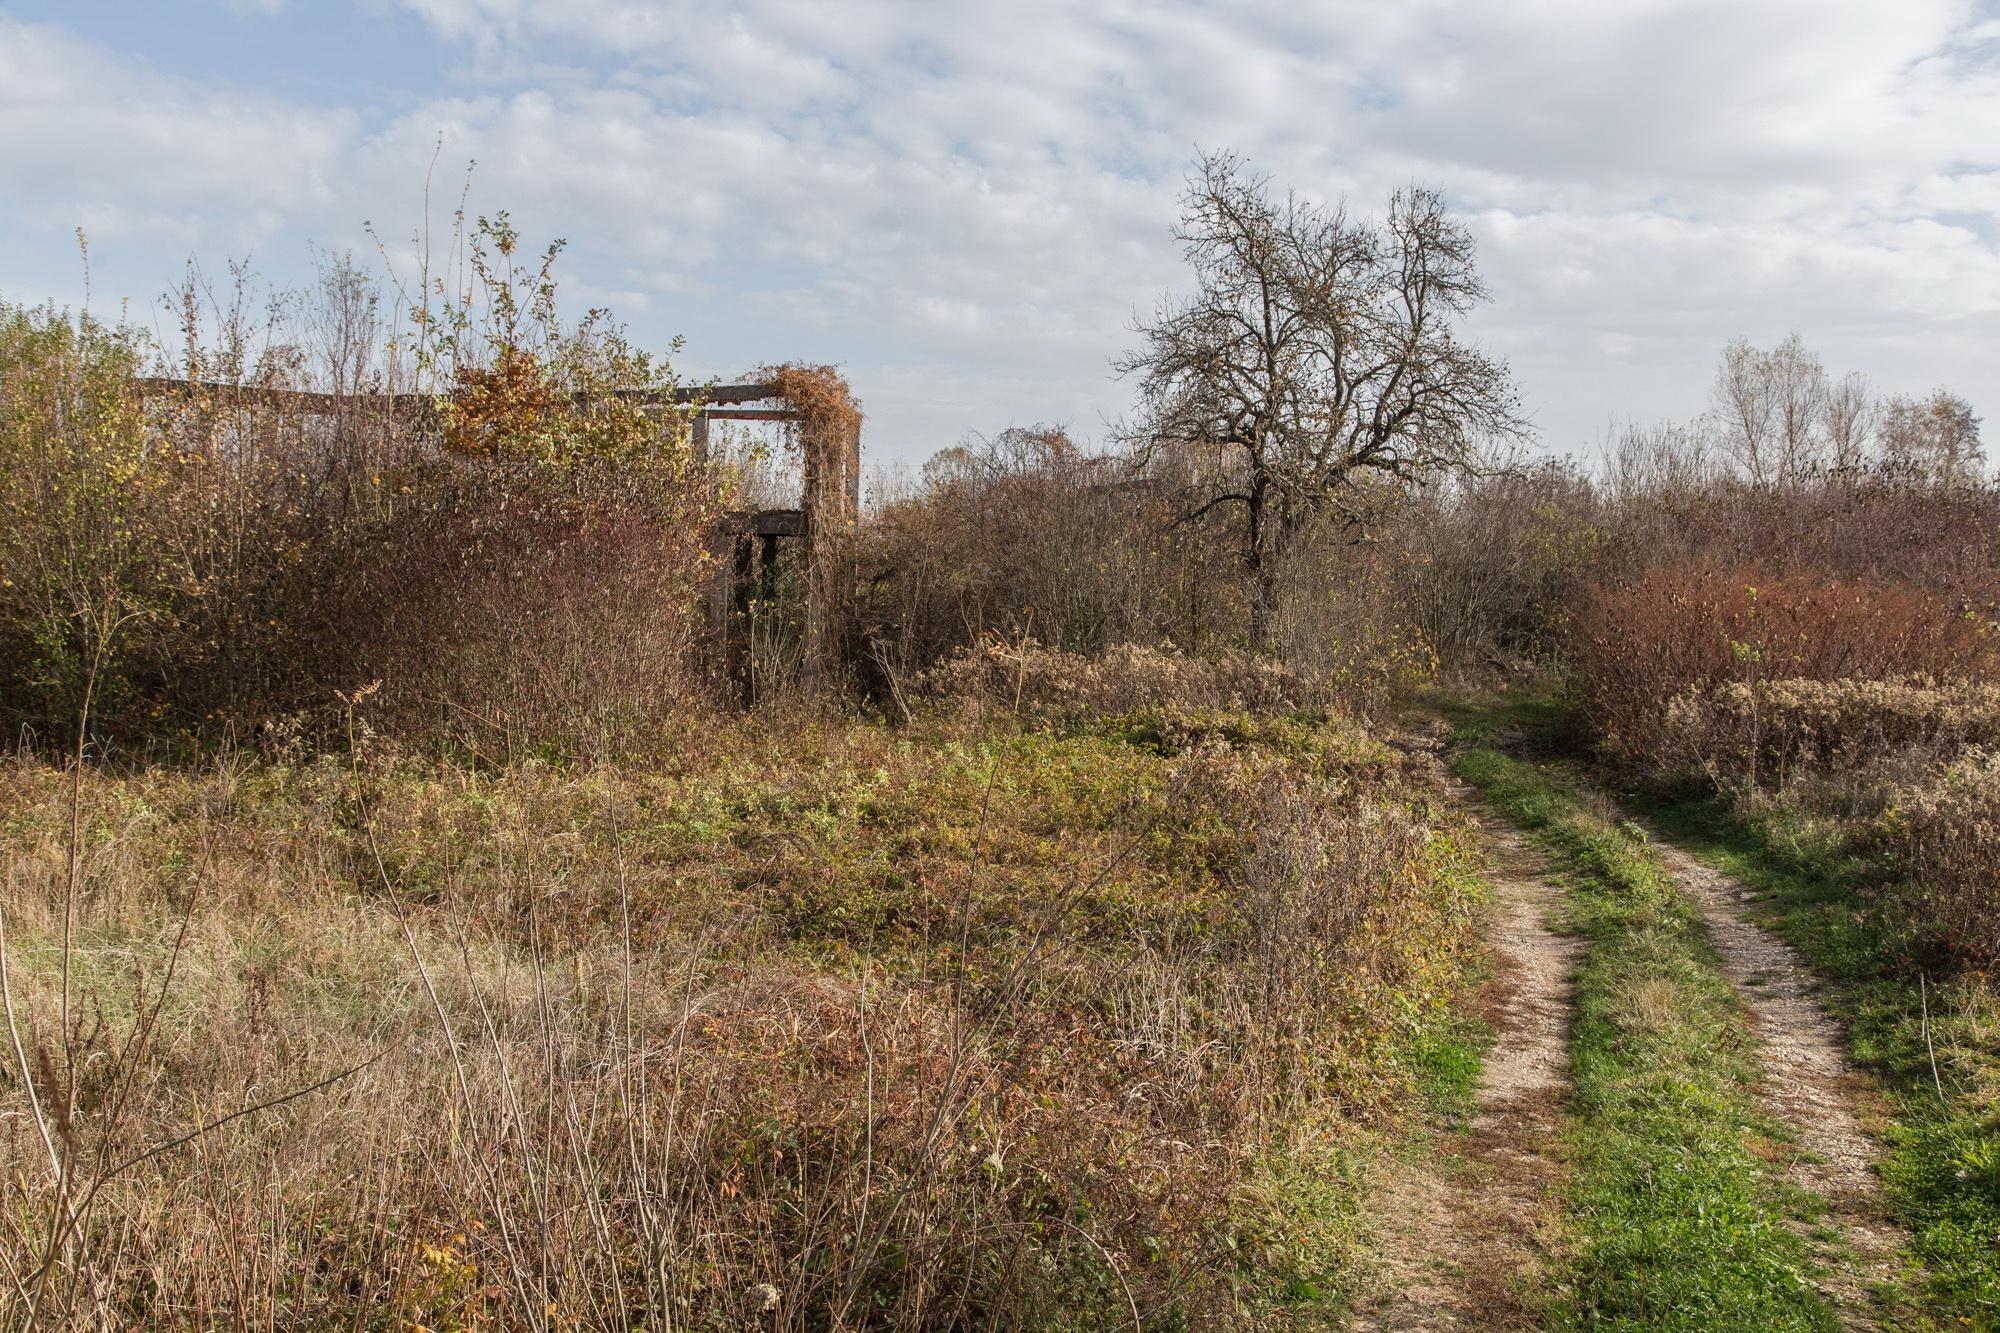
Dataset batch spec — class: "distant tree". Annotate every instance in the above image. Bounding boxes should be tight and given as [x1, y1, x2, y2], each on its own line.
[1767, 334, 1830, 482]
[1604, 420, 1715, 501]
[1118, 152, 1524, 649]
[1823, 370, 1876, 475]
[1880, 389, 1984, 485]
[1709, 333, 1829, 486]
[1710, 338, 1777, 486]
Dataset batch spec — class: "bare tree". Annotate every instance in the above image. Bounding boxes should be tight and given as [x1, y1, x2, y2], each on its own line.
[1824, 370, 1876, 475]
[1880, 389, 1985, 485]
[1118, 152, 1523, 648]
[1767, 333, 1829, 483]
[305, 248, 382, 397]
[1604, 420, 1715, 502]
[1709, 333, 1828, 486]
[1710, 337, 1777, 486]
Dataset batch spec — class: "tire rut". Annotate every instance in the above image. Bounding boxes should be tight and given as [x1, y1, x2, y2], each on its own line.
[1348, 794, 1577, 1331]
[1643, 833, 1908, 1329]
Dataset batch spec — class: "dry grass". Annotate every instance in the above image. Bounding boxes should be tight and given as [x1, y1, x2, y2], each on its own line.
[0, 700, 1480, 1329]
[1661, 676, 2000, 807]
[1894, 749, 2000, 969]
[919, 637, 1322, 720]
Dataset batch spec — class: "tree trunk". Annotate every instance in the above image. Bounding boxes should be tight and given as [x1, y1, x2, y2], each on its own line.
[1248, 555, 1280, 651]
[1245, 468, 1277, 650]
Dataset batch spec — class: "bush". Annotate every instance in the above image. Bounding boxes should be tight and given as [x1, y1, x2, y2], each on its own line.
[300, 485, 713, 757]
[1383, 457, 1605, 675]
[0, 300, 167, 743]
[1896, 750, 2000, 968]
[859, 427, 1234, 674]
[1661, 676, 2000, 799]
[1571, 566, 2000, 764]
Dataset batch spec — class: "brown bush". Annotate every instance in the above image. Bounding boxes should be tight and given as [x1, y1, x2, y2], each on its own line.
[1662, 676, 2000, 800]
[300, 484, 713, 757]
[859, 427, 1229, 676]
[1896, 749, 2000, 969]
[918, 636, 1321, 718]
[1591, 419, 2000, 598]
[1381, 457, 1605, 676]
[1570, 566, 2000, 764]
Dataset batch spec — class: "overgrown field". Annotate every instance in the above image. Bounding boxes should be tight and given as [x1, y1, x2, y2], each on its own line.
[0, 700, 1482, 1328]
[6, 190, 2000, 1329]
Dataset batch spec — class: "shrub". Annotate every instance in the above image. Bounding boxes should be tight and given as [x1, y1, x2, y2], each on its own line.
[0, 300, 169, 743]
[918, 637, 1321, 718]
[301, 486, 713, 757]
[858, 427, 1230, 677]
[1571, 566, 1999, 764]
[1895, 750, 2000, 969]
[1382, 457, 1606, 675]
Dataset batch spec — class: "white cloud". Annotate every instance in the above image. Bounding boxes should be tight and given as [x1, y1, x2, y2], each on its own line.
[1, 1, 1997, 460]
[0, 17, 356, 246]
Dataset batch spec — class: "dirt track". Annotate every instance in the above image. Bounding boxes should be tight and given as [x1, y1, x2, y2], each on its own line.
[1348, 798, 1577, 1330]
[1645, 835, 1906, 1328]
[1351, 768, 1909, 1330]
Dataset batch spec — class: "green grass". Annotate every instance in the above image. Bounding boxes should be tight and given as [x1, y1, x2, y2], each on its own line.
[1452, 734, 1837, 1331]
[1631, 791, 2000, 1326]
[1400, 1008, 1493, 1129]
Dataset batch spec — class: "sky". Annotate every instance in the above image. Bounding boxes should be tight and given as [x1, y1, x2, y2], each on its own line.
[2, 0, 1997, 470]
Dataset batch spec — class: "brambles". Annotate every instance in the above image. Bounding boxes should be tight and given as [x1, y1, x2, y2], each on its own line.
[1570, 564, 2000, 974]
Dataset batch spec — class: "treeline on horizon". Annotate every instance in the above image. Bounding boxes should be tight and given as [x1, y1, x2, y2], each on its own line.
[0, 241, 1989, 763]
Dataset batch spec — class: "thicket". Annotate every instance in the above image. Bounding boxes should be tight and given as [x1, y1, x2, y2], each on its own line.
[1896, 750, 2000, 968]
[0, 223, 714, 761]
